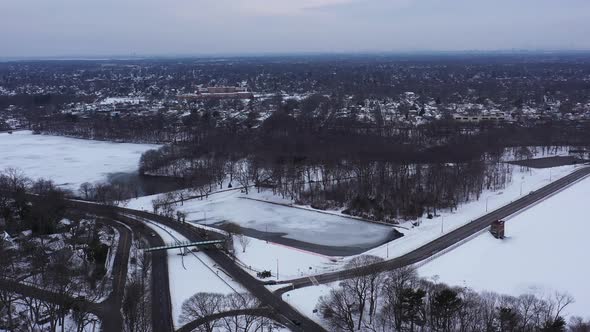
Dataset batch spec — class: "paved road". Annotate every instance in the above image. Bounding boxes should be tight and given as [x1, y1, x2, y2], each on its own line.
[176, 307, 279, 332]
[14, 165, 589, 332]
[116, 214, 174, 332]
[274, 166, 590, 294]
[68, 202, 328, 332]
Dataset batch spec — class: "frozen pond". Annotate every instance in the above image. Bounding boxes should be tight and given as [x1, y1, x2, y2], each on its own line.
[179, 190, 401, 256]
[0, 131, 159, 191]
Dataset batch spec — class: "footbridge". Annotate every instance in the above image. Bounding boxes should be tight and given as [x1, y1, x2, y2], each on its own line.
[144, 239, 225, 252]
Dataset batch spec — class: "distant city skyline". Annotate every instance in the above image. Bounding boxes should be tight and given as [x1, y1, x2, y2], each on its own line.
[1, 0, 589, 57]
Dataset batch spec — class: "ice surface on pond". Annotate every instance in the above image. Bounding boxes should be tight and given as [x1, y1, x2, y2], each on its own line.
[0, 130, 159, 190]
[180, 190, 395, 248]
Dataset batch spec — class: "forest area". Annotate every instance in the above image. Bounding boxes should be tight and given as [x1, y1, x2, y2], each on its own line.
[137, 106, 588, 222]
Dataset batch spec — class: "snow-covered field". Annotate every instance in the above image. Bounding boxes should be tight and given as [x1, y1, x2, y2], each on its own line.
[281, 283, 336, 326]
[0, 131, 158, 190]
[141, 219, 246, 328]
[233, 235, 341, 280]
[419, 174, 590, 318]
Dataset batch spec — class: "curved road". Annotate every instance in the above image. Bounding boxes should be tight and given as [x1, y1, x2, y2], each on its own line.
[274, 166, 590, 293]
[69, 202, 328, 332]
[62, 165, 590, 332]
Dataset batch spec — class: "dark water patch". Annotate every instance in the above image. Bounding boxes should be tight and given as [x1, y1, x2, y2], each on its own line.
[107, 172, 188, 197]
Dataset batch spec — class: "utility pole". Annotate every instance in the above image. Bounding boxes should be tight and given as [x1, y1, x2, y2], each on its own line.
[386, 242, 389, 259]
[486, 196, 489, 212]
[441, 215, 444, 234]
[520, 182, 524, 196]
[276, 259, 279, 280]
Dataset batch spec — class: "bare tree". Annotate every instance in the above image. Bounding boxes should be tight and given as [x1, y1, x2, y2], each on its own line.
[238, 235, 251, 253]
[318, 288, 356, 332]
[180, 292, 224, 332]
[123, 278, 150, 332]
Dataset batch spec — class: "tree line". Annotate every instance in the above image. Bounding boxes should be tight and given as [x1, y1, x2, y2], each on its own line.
[318, 256, 587, 332]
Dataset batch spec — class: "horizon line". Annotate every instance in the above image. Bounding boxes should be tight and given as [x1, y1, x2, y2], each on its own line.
[3, 49, 590, 62]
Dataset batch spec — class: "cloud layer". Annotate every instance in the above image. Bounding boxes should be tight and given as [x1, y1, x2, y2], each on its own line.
[1, 0, 589, 57]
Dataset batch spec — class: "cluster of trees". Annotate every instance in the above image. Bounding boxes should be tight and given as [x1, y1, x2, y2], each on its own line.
[139, 144, 515, 221]
[0, 289, 98, 332]
[122, 241, 152, 332]
[0, 168, 68, 234]
[179, 292, 280, 332]
[37, 112, 178, 144]
[135, 95, 590, 221]
[0, 217, 110, 331]
[318, 256, 587, 332]
[78, 180, 136, 206]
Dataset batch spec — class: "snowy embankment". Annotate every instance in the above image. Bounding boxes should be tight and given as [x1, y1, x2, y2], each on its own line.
[233, 235, 340, 280]
[140, 218, 246, 328]
[0, 130, 158, 190]
[419, 175, 590, 318]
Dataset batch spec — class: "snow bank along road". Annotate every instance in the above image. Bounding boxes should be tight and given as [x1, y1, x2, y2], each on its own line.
[65, 202, 326, 332]
[275, 165, 590, 293]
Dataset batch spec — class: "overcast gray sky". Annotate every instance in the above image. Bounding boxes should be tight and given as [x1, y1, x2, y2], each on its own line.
[1, 0, 589, 57]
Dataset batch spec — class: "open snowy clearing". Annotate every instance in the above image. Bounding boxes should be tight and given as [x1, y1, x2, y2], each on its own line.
[233, 235, 341, 280]
[141, 219, 246, 328]
[0, 131, 158, 190]
[281, 283, 336, 327]
[419, 174, 590, 318]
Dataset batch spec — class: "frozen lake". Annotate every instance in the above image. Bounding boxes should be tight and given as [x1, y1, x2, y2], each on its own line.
[0, 131, 159, 190]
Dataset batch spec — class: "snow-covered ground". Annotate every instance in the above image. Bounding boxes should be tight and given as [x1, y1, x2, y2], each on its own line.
[0, 130, 158, 190]
[233, 235, 341, 280]
[140, 218, 246, 328]
[419, 174, 590, 318]
[281, 283, 336, 326]
[126, 163, 582, 283]
[99, 96, 146, 105]
[357, 164, 579, 264]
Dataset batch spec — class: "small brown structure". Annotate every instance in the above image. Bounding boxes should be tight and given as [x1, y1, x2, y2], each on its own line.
[490, 220, 505, 239]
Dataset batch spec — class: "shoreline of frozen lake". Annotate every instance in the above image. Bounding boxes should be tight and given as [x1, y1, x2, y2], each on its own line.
[0, 130, 160, 191]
